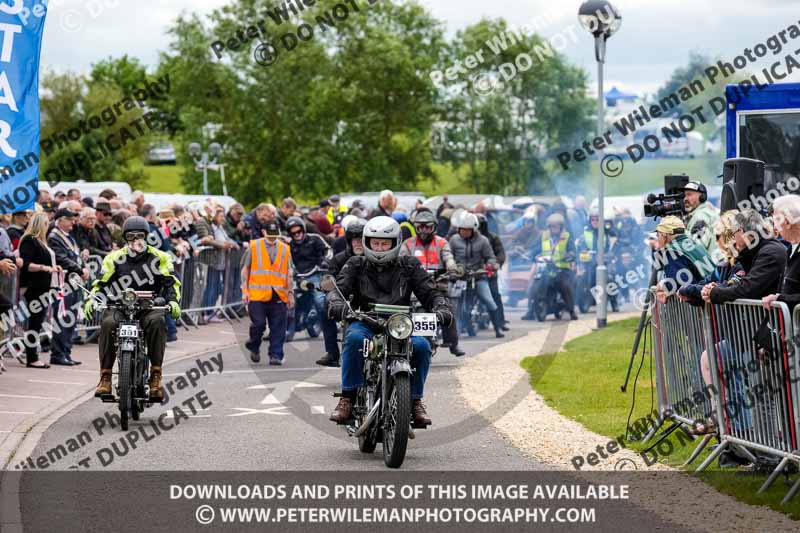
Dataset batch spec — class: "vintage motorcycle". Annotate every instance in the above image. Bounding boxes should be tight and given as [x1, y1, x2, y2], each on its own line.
[96, 288, 169, 431]
[576, 249, 597, 314]
[453, 268, 490, 336]
[323, 278, 436, 469]
[529, 256, 569, 321]
[286, 266, 323, 342]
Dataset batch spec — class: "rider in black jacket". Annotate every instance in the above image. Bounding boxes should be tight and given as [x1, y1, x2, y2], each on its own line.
[327, 216, 453, 426]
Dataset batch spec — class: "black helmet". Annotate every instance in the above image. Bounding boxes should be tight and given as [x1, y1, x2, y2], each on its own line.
[476, 214, 488, 235]
[122, 215, 149, 237]
[413, 209, 438, 243]
[344, 219, 366, 255]
[286, 216, 306, 234]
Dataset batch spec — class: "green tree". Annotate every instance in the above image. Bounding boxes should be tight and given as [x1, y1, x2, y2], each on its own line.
[157, 0, 445, 205]
[434, 19, 594, 195]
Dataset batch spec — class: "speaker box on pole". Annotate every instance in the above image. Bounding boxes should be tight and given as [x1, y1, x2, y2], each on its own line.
[721, 158, 765, 212]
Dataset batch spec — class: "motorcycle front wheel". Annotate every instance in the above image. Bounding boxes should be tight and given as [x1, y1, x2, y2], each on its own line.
[383, 373, 410, 469]
[118, 351, 133, 431]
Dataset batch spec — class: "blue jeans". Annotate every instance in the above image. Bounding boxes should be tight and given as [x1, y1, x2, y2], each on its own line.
[341, 321, 431, 400]
[202, 268, 224, 316]
[246, 298, 288, 359]
[458, 278, 497, 332]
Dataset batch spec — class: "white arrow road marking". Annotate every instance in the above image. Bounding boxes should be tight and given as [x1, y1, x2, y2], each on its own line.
[246, 381, 325, 405]
[163, 409, 212, 418]
[228, 407, 291, 416]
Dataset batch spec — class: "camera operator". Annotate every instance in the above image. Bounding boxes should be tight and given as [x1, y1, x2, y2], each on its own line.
[681, 181, 719, 255]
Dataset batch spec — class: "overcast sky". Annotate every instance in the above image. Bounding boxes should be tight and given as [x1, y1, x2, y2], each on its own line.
[37, 0, 800, 96]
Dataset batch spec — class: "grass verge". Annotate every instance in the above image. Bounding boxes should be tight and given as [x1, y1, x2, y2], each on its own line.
[142, 164, 184, 193]
[521, 317, 800, 519]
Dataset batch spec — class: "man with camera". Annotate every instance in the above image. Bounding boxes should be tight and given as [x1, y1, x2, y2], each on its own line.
[681, 181, 719, 255]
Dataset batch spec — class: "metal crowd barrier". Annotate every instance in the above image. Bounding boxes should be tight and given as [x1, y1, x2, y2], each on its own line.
[0, 244, 246, 360]
[649, 296, 800, 504]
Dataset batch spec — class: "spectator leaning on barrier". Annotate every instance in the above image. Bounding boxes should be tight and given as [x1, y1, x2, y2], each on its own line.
[201, 207, 239, 323]
[654, 216, 714, 305]
[681, 181, 720, 256]
[224, 203, 248, 243]
[47, 208, 88, 366]
[18, 212, 61, 368]
[678, 211, 744, 307]
[703, 209, 786, 304]
[762, 195, 800, 311]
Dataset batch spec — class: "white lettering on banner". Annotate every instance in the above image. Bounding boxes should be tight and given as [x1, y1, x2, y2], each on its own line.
[0, 0, 23, 16]
[0, 70, 17, 111]
[0, 22, 20, 62]
[0, 118, 14, 157]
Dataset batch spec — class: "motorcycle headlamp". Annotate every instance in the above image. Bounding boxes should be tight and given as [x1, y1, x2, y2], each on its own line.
[387, 314, 413, 340]
[122, 289, 136, 306]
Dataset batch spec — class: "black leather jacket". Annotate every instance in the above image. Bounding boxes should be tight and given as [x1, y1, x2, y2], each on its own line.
[326, 255, 451, 319]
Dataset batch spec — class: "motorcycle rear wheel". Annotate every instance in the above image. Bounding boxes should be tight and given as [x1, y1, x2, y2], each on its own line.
[383, 374, 410, 469]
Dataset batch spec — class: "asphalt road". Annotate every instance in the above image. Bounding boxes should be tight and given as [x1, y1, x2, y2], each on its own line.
[29, 308, 551, 472]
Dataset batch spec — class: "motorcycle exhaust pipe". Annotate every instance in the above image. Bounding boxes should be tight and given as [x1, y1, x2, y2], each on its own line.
[353, 399, 381, 437]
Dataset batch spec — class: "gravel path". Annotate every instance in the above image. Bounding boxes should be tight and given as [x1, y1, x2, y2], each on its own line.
[456, 314, 799, 532]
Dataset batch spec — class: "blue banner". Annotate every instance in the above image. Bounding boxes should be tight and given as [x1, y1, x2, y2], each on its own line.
[0, 0, 47, 213]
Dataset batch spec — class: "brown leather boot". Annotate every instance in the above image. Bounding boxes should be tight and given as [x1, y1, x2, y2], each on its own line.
[148, 366, 164, 402]
[412, 400, 432, 427]
[94, 369, 112, 397]
[329, 397, 353, 424]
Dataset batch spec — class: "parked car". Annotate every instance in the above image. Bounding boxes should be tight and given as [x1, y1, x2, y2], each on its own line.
[147, 142, 177, 165]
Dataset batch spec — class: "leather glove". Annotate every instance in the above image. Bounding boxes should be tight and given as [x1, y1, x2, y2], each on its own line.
[435, 309, 454, 327]
[83, 299, 94, 321]
[169, 301, 181, 319]
[154, 296, 166, 306]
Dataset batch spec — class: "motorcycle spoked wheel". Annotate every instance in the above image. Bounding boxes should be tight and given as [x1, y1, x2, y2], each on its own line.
[382, 373, 411, 469]
[357, 386, 377, 454]
[118, 351, 133, 431]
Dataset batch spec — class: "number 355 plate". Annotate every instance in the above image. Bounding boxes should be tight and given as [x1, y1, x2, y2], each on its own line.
[412, 313, 437, 336]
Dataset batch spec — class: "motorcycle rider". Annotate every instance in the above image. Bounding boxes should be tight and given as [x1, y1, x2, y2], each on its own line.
[327, 216, 454, 426]
[285, 216, 339, 360]
[523, 213, 578, 320]
[399, 209, 466, 357]
[576, 208, 619, 312]
[316, 219, 367, 367]
[86, 216, 182, 400]
[477, 213, 509, 331]
[448, 213, 505, 338]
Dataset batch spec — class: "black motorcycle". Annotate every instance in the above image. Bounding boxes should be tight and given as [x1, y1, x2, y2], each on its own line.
[324, 279, 436, 468]
[529, 257, 569, 321]
[97, 289, 168, 431]
[455, 268, 490, 336]
[286, 266, 323, 342]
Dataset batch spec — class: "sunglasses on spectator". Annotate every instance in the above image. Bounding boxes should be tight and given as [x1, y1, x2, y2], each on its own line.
[290, 229, 304, 237]
[124, 231, 146, 242]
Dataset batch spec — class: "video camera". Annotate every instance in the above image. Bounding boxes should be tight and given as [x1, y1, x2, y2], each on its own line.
[643, 174, 689, 218]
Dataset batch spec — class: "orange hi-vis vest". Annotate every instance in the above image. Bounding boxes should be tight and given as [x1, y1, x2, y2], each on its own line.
[405, 236, 447, 270]
[247, 238, 290, 302]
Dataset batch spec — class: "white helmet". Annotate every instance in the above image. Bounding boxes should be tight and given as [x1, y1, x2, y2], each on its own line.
[340, 214, 358, 231]
[457, 213, 479, 230]
[363, 216, 402, 265]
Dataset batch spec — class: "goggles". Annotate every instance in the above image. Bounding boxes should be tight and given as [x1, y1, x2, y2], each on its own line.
[124, 231, 147, 242]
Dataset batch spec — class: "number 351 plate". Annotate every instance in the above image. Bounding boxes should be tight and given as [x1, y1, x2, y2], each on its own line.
[412, 313, 437, 336]
[119, 325, 138, 338]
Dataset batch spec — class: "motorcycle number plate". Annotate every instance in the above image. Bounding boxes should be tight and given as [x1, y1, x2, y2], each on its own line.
[412, 313, 437, 337]
[454, 280, 467, 290]
[119, 325, 138, 338]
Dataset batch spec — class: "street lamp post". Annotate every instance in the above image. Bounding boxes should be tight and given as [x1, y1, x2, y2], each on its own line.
[578, 0, 621, 329]
[188, 142, 222, 196]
